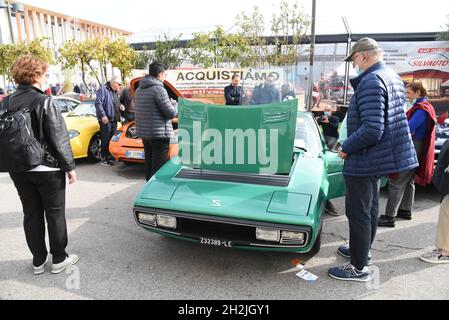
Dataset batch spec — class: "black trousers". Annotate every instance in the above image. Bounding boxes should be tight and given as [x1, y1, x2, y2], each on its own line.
[9, 171, 68, 266]
[99, 121, 117, 159]
[344, 175, 381, 270]
[143, 139, 170, 181]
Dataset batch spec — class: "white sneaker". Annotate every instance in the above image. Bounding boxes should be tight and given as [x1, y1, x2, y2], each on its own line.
[51, 255, 80, 274]
[33, 257, 49, 275]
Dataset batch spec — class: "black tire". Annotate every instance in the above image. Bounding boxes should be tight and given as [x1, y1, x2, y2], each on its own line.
[310, 227, 322, 256]
[87, 134, 102, 162]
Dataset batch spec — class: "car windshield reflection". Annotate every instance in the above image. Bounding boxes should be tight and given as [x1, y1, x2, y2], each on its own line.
[68, 103, 96, 117]
[295, 115, 321, 151]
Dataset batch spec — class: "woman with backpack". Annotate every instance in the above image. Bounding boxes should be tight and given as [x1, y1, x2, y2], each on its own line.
[0, 55, 79, 275]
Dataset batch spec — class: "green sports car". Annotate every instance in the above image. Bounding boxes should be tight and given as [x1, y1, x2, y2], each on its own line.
[133, 99, 345, 255]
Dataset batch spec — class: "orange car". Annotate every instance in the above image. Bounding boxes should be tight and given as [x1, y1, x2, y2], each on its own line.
[109, 78, 193, 163]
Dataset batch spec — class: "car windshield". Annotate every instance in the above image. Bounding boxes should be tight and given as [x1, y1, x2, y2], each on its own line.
[68, 103, 96, 117]
[295, 114, 322, 151]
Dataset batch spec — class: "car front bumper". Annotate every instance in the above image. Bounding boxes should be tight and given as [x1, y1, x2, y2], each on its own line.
[133, 206, 316, 253]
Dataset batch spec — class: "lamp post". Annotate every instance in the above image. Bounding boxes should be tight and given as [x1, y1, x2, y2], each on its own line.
[1, 1, 24, 44]
[306, 0, 316, 111]
[342, 17, 352, 106]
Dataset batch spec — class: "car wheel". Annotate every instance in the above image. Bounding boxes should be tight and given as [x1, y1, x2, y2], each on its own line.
[88, 134, 102, 162]
[310, 227, 322, 256]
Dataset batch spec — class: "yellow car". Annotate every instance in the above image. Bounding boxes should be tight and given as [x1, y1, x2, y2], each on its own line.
[64, 102, 122, 162]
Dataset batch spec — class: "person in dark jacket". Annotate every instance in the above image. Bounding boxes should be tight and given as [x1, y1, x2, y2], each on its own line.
[251, 75, 280, 105]
[73, 84, 81, 94]
[135, 62, 178, 181]
[224, 75, 243, 106]
[379, 80, 436, 227]
[0, 87, 6, 102]
[317, 106, 340, 150]
[119, 85, 134, 122]
[420, 140, 449, 264]
[2, 55, 78, 275]
[95, 76, 122, 166]
[328, 38, 419, 282]
[281, 83, 296, 102]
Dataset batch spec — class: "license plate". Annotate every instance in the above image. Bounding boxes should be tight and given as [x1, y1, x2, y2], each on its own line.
[200, 237, 233, 248]
[126, 150, 145, 160]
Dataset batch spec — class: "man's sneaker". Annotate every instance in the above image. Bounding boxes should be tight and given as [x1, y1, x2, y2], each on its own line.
[397, 209, 412, 220]
[51, 255, 80, 274]
[100, 159, 113, 167]
[419, 250, 449, 264]
[378, 215, 395, 228]
[337, 244, 373, 266]
[33, 256, 48, 275]
[328, 264, 372, 282]
[325, 201, 340, 216]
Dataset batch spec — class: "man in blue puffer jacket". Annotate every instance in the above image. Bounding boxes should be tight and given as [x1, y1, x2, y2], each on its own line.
[328, 38, 419, 282]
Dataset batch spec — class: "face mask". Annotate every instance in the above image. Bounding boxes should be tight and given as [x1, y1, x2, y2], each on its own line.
[355, 65, 364, 76]
[411, 99, 417, 106]
[405, 101, 412, 110]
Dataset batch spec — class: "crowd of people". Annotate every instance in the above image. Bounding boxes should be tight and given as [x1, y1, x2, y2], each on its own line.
[224, 74, 297, 106]
[1, 37, 448, 281]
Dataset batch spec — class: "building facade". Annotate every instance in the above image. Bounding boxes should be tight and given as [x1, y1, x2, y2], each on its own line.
[0, 1, 131, 50]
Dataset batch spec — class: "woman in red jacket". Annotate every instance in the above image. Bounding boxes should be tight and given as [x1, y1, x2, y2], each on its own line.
[379, 80, 436, 227]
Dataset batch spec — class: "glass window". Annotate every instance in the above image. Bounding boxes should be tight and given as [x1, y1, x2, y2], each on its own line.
[295, 115, 322, 151]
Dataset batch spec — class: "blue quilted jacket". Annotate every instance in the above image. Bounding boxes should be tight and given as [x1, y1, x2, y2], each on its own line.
[342, 62, 419, 176]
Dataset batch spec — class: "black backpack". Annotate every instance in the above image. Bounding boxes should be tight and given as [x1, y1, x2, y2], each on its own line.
[0, 96, 49, 173]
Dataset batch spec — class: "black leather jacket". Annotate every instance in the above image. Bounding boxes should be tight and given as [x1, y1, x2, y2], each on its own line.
[1, 84, 76, 172]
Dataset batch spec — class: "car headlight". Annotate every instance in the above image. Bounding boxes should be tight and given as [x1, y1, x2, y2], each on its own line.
[157, 215, 177, 229]
[68, 130, 80, 140]
[126, 125, 137, 139]
[281, 231, 305, 244]
[256, 228, 280, 242]
[111, 131, 123, 142]
[138, 213, 157, 227]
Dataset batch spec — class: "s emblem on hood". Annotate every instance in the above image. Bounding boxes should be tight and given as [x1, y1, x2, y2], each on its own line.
[211, 200, 222, 207]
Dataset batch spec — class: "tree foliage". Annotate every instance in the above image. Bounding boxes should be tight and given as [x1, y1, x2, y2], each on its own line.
[59, 38, 137, 88]
[108, 37, 137, 81]
[437, 14, 449, 41]
[0, 38, 54, 82]
[182, 0, 310, 68]
[185, 27, 249, 68]
[150, 33, 183, 69]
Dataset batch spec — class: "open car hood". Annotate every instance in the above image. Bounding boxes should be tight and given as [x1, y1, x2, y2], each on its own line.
[177, 98, 298, 175]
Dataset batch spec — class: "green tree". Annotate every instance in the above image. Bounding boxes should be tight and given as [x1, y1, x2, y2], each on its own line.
[0, 44, 16, 85]
[14, 38, 55, 65]
[59, 40, 101, 92]
[236, 6, 268, 67]
[93, 38, 111, 83]
[235, 1, 310, 67]
[437, 14, 449, 40]
[133, 45, 152, 70]
[184, 31, 214, 68]
[150, 33, 183, 69]
[108, 37, 137, 82]
[269, 0, 310, 66]
[0, 38, 54, 86]
[184, 27, 249, 68]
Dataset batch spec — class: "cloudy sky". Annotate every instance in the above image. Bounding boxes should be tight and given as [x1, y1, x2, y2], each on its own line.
[21, 0, 449, 37]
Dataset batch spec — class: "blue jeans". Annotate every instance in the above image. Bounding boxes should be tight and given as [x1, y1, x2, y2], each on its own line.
[99, 121, 117, 159]
[344, 175, 381, 270]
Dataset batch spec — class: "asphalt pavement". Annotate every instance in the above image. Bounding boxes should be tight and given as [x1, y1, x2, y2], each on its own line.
[1, 161, 448, 300]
